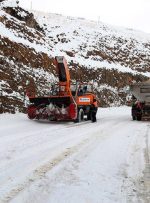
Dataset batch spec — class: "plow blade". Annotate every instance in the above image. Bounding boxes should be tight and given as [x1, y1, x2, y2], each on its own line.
[27, 96, 77, 121]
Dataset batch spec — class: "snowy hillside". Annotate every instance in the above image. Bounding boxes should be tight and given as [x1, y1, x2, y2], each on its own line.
[33, 10, 150, 74]
[0, 107, 149, 202]
[0, 0, 150, 113]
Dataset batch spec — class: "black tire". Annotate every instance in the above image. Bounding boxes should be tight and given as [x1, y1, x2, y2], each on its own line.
[75, 109, 84, 123]
[87, 111, 91, 120]
[91, 111, 97, 122]
[137, 115, 142, 121]
[132, 116, 136, 120]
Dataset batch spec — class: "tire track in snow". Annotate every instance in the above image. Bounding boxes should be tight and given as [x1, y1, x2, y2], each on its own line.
[0, 121, 94, 202]
[120, 123, 150, 203]
[1, 118, 115, 202]
[0, 109, 134, 202]
[0, 121, 92, 166]
[2, 118, 129, 203]
[142, 125, 150, 203]
[17, 115, 140, 202]
[1, 136, 91, 203]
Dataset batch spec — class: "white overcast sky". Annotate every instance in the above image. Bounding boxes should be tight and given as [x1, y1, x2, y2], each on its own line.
[19, 0, 150, 33]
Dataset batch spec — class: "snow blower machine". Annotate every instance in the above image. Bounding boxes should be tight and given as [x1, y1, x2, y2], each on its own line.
[27, 56, 98, 122]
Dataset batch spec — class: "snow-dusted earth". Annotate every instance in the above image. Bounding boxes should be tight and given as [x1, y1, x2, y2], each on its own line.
[0, 107, 150, 203]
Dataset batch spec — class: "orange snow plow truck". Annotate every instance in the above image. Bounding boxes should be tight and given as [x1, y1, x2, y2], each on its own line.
[27, 56, 98, 122]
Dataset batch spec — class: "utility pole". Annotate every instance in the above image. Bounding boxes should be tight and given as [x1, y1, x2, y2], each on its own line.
[30, 0, 32, 10]
[16, 0, 19, 6]
[98, 16, 100, 25]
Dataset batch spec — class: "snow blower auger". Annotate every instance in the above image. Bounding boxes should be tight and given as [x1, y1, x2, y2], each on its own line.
[27, 56, 98, 122]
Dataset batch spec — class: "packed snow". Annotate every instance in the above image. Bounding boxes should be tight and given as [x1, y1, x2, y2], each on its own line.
[0, 107, 149, 203]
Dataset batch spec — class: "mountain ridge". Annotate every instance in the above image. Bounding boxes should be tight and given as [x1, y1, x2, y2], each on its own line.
[0, 0, 150, 113]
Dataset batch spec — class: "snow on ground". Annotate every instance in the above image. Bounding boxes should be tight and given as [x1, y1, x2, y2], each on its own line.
[32, 10, 150, 77]
[0, 106, 150, 203]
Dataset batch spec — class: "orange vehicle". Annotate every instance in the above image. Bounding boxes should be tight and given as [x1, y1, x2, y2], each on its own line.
[27, 56, 98, 122]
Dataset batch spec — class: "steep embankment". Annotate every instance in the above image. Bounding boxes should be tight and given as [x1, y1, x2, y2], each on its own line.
[0, 0, 150, 113]
[33, 11, 150, 105]
[0, 1, 56, 113]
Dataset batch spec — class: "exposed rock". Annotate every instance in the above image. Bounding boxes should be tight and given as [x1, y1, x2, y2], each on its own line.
[3, 6, 44, 32]
[0, 35, 56, 113]
[0, 4, 150, 113]
[66, 51, 74, 57]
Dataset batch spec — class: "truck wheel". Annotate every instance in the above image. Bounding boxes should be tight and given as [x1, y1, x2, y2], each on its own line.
[91, 111, 97, 122]
[27, 105, 36, 119]
[87, 111, 91, 120]
[132, 116, 136, 120]
[74, 109, 84, 123]
[137, 115, 142, 121]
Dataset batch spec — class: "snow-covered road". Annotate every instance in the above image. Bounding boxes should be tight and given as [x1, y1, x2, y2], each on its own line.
[0, 107, 149, 203]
